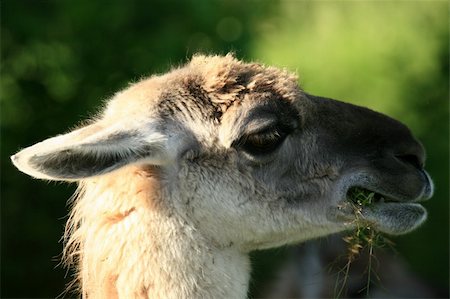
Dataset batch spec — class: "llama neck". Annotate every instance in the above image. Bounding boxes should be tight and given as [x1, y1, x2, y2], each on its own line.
[65, 166, 250, 298]
[142, 232, 251, 299]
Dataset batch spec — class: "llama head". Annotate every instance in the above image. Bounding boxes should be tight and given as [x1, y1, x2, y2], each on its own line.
[11, 54, 433, 252]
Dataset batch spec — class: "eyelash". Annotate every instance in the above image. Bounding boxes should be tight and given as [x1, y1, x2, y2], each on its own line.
[239, 127, 288, 155]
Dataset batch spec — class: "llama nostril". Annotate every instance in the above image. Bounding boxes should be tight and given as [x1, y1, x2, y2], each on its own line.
[395, 154, 424, 169]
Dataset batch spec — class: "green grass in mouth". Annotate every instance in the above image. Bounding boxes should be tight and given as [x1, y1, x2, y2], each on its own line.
[347, 187, 377, 207]
[334, 187, 393, 298]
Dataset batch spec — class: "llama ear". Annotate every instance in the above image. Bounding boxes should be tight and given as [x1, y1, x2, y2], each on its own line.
[11, 121, 169, 181]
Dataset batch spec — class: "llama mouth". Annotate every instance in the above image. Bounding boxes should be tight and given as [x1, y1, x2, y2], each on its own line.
[329, 186, 428, 235]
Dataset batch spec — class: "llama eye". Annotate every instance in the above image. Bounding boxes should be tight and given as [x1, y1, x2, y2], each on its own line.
[240, 129, 287, 155]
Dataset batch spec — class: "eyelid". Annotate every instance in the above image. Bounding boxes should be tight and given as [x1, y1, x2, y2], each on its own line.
[232, 122, 289, 150]
[233, 120, 277, 148]
[243, 117, 278, 136]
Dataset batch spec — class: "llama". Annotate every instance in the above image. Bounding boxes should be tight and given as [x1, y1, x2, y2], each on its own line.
[11, 54, 433, 298]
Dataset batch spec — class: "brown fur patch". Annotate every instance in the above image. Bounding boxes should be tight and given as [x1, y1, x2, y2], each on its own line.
[133, 165, 163, 211]
[104, 207, 137, 224]
[105, 274, 119, 299]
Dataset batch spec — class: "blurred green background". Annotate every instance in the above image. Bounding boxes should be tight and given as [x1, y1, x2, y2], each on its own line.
[1, 1, 448, 298]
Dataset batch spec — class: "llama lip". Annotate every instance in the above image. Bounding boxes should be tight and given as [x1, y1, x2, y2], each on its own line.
[357, 202, 427, 235]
